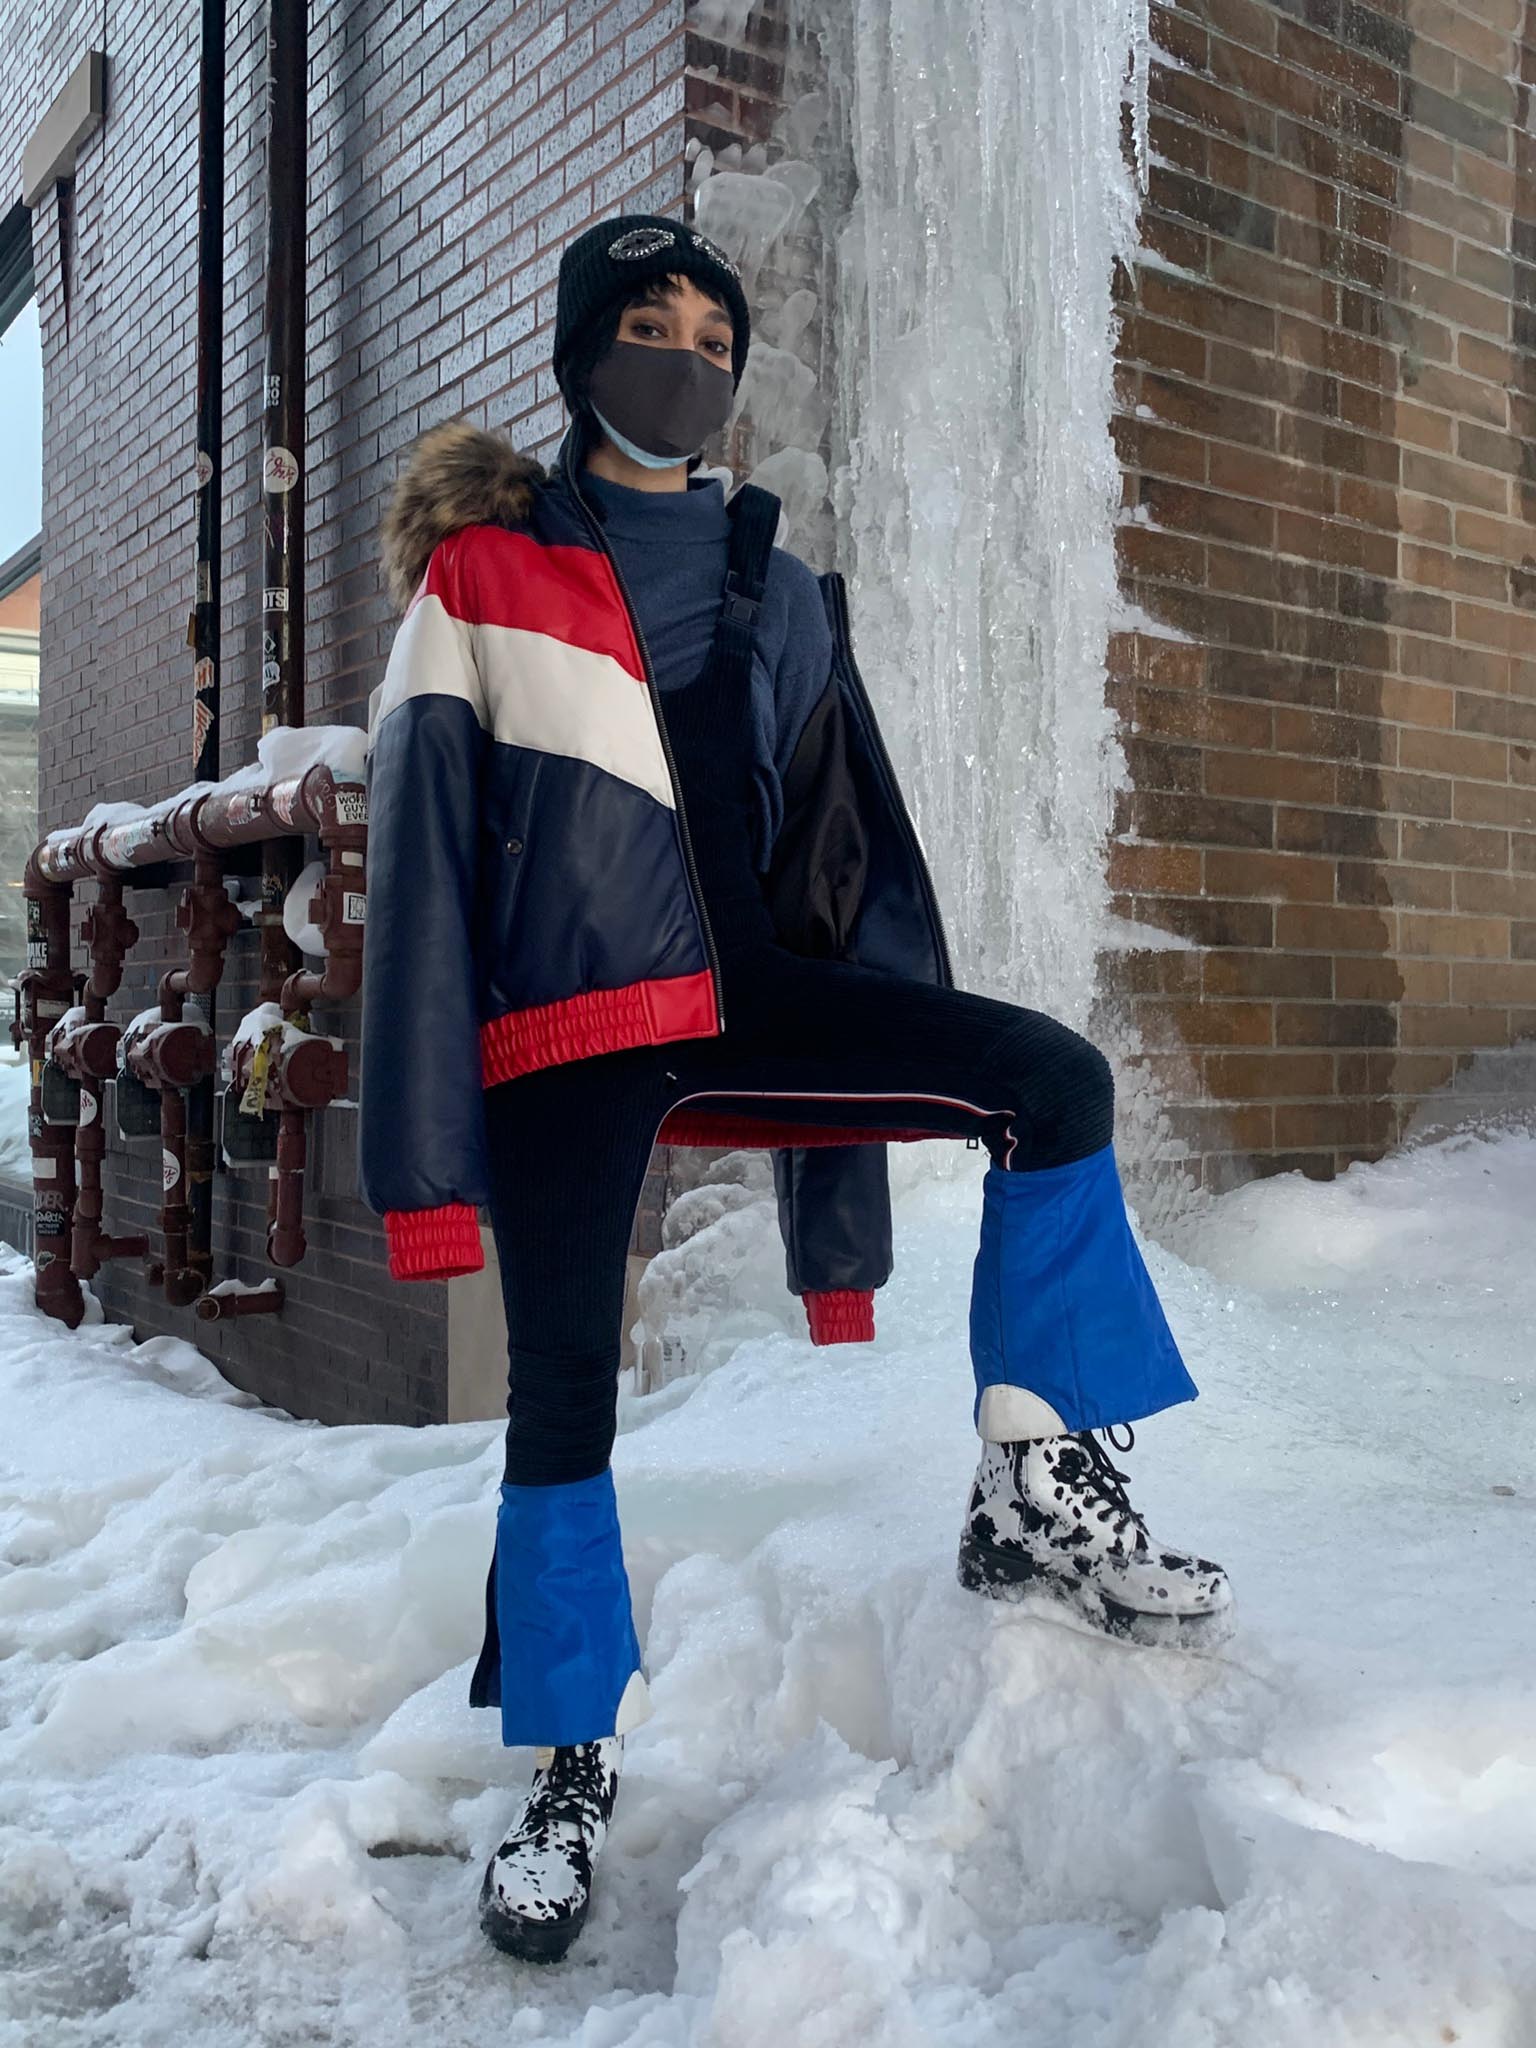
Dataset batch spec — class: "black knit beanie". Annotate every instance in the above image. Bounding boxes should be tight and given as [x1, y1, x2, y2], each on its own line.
[552, 213, 752, 415]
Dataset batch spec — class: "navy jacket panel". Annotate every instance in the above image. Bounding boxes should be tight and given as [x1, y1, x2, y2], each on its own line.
[360, 686, 491, 1218]
[475, 747, 708, 1018]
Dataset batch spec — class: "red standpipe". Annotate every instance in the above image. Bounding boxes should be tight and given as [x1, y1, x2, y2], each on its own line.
[46, 868, 150, 1281]
[15, 857, 83, 1324]
[129, 847, 243, 1305]
[225, 778, 365, 1266]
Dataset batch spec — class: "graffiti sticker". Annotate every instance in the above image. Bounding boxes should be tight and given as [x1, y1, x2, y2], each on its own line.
[262, 445, 299, 493]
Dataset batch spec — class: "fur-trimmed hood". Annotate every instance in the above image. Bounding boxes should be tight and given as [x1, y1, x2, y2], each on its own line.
[379, 421, 546, 614]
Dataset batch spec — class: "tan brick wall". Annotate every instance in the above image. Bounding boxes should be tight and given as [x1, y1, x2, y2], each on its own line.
[1111, 0, 1536, 1189]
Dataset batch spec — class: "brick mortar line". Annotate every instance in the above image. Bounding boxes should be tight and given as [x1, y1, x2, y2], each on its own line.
[1116, 426, 1520, 547]
[1118, 323, 1517, 453]
[1157, 0, 1536, 94]
[1122, 273, 1510, 419]
[1122, 594, 1536, 684]
[494, 137, 687, 304]
[1151, 15, 1526, 174]
[1121, 501, 1533, 597]
[1145, 72, 1534, 244]
[1138, 211, 1516, 355]
[370, 0, 684, 142]
[361, 40, 682, 241]
[1121, 700, 1531, 771]
[1122, 558, 1536, 656]
[1141, 137, 1536, 301]
[1120, 842, 1533, 881]
[1117, 408, 1502, 517]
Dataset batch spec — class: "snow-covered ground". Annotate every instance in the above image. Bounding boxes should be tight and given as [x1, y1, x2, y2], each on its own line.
[2, 1129, 1534, 2045]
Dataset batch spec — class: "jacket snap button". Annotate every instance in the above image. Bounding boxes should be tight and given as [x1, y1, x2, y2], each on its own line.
[505, 837, 523, 855]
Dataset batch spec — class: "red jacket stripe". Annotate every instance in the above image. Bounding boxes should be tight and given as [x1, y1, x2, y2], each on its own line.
[422, 527, 646, 682]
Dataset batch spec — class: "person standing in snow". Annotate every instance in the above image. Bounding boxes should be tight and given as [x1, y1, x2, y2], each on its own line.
[359, 212, 1232, 1965]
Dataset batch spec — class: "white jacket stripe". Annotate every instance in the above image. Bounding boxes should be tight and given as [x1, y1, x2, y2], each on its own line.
[366, 592, 485, 751]
[475, 622, 674, 812]
[365, 593, 674, 812]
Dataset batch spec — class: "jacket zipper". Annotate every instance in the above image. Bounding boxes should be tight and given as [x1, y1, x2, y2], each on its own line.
[825, 572, 956, 989]
[559, 436, 726, 1033]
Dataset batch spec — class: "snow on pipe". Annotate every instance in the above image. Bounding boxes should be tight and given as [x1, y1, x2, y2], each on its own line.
[195, 1275, 285, 1320]
[16, 736, 369, 1320]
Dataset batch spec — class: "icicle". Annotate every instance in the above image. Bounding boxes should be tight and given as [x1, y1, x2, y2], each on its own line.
[795, 0, 1149, 1027]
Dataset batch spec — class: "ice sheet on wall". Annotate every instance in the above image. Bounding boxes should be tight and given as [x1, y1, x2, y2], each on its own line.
[823, 0, 1149, 1018]
[696, 0, 1150, 1022]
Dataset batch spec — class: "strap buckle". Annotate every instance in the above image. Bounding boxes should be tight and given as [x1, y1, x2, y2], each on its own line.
[721, 568, 761, 628]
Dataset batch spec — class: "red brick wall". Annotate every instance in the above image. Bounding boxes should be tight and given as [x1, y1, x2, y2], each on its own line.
[1110, 0, 1536, 1189]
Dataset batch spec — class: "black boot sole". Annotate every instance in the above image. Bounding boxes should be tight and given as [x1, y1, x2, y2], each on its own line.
[478, 1864, 589, 1965]
[957, 1529, 1235, 1650]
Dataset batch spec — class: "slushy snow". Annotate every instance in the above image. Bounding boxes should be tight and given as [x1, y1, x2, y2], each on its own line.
[2, 1128, 1534, 2045]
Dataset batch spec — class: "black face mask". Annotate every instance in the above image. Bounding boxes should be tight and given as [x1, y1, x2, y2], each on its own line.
[583, 338, 736, 464]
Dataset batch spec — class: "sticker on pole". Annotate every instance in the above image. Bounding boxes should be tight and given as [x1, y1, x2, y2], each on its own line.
[80, 1090, 99, 1127]
[195, 448, 213, 489]
[162, 1148, 181, 1191]
[343, 892, 366, 924]
[263, 446, 299, 493]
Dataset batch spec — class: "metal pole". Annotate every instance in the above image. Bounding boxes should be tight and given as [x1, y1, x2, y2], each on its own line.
[184, 0, 227, 1300]
[258, 0, 305, 1006]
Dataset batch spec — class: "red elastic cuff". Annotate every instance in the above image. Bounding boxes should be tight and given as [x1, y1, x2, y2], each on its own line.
[384, 1202, 485, 1282]
[803, 1288, 875, 1345]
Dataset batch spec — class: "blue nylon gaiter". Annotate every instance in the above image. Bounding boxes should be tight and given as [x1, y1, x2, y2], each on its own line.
[968, 1142, 1198, 1435]
[489, 1469, 644, 1748]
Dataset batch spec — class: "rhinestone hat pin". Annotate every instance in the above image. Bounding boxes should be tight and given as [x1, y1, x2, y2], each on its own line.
[605, 224, 741, 281]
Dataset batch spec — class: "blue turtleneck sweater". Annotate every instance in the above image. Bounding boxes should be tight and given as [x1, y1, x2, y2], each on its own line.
[569, 466, 834, 874]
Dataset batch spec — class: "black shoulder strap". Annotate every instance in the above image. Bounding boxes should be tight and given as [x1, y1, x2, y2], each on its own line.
[705, 481, 780, 687]
[720, 481, 780, 630]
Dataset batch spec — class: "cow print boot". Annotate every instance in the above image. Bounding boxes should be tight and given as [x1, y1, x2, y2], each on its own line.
[478, 1736, 621, 1963]
[957, 1428, 1234, 1648]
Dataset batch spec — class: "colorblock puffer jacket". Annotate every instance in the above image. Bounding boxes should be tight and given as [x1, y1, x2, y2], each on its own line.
[359, 417, 954, 1341]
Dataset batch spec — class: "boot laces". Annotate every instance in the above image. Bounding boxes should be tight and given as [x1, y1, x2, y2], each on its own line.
[521, 1742, 612, 1843]
[1069, 1425, 1145, 1538]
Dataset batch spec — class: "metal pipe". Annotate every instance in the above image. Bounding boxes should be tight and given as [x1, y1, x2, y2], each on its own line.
[35, 765, 360, 884]
[17, 857, 83, 1325]
[68, 876, 149, 1280]
[268, 1107, 308, 1266]
[258, 0, 306, 1016]
[154, 851, 242, 1303]
[188, 0, 228, 1325]
[192, 0, 225, 789]
[196, 1278, 284, 1320]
